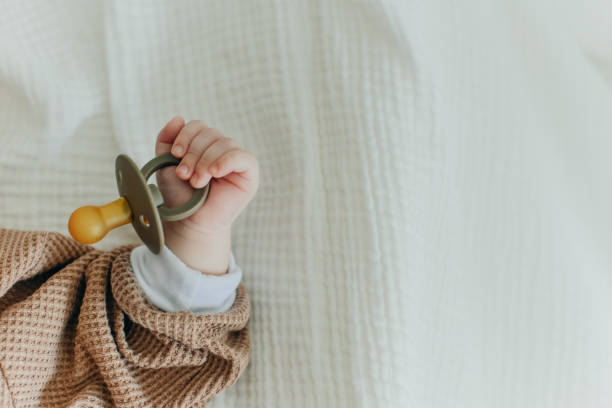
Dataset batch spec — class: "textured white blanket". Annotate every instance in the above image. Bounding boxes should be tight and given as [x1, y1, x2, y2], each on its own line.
[1, 1, 611, 407]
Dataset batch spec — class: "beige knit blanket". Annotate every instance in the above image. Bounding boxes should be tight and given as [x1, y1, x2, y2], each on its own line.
[0, 228, 250, 407]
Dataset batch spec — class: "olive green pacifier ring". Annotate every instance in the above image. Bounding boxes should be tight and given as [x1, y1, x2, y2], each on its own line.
[117, 152, 209, 253]
[138, 152, 209, 221]
[69, 152, 209, 254]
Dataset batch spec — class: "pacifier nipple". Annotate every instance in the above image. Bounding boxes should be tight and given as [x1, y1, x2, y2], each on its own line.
[68, 197, 131, 244]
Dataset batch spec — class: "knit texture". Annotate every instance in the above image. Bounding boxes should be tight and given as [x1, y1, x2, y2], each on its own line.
[0, 228, 250, 408]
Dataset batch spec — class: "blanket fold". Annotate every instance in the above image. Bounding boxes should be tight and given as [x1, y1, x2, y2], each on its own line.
[0, 228, 250, 408]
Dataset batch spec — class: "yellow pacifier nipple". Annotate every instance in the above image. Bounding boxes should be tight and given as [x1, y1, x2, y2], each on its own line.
[68, 197, 132, 244]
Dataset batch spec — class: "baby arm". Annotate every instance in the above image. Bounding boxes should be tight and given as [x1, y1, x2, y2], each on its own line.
[132, 116, 259, 313]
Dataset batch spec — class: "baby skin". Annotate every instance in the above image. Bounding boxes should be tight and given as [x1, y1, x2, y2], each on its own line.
[155, 116, 259, 275]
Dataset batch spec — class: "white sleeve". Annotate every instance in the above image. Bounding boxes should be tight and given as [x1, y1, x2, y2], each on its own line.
[129, 244, 242, 314]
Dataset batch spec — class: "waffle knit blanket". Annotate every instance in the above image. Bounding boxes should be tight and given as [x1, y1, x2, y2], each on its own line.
[0, 228, 250, 408]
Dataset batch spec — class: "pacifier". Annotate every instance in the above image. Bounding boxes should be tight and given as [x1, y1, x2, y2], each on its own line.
[68, 152, 209, 254]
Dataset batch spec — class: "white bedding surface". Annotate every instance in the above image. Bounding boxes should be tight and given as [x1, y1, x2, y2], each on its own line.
[1, 1, 612, 407]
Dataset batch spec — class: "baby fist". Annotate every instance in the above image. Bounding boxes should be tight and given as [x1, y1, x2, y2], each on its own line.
[154, 116, 259, 274]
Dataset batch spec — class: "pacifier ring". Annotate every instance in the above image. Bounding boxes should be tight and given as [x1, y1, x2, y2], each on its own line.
[116, 152, 209, 253]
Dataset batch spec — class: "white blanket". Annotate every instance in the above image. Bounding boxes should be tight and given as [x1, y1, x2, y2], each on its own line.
[1, 1, 611, 407]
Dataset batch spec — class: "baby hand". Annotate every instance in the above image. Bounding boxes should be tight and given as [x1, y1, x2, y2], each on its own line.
[155, 116, 259, 275]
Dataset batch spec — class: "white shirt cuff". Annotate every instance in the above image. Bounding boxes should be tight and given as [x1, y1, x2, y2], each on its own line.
[130, 244, 242, 315]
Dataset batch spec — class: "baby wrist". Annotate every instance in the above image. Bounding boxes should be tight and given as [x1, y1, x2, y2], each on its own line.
[163, 222, 231, 275]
